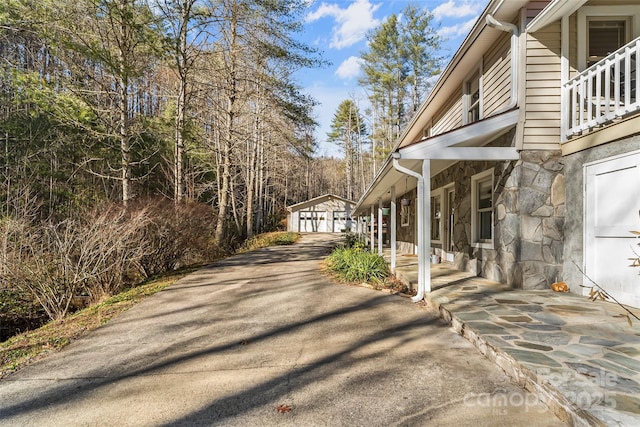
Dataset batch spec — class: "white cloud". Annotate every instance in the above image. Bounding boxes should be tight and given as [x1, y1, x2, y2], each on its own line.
[439, 17, 478, 38]
[432, 0, 483, 20]
[305, 0, 382, 49]
[335, 56, 362, 79]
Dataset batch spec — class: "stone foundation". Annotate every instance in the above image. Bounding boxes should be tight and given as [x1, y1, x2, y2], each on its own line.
[429, 144, 564, 289]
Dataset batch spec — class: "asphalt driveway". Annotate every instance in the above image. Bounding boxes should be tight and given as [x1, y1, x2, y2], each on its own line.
[0, 234, 563, 426]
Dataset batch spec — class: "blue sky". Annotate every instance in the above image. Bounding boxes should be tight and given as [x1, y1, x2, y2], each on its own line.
[296, 0, 489, 157]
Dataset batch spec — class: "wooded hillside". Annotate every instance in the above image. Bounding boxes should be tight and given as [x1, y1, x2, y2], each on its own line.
[0, 0, 346, 237]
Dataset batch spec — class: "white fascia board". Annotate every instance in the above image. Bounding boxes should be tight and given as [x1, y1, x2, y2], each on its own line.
[527, 0, 587, 33]
[401, 147, 519, 161]
[287, 193, 354, 211]
[398, 109, 519, 160]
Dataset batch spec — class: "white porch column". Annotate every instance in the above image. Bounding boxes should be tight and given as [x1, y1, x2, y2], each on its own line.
[421, 160, 431, 293]
[560, 14, 569, 142]
[370, 205, 375, 251]
[390, 185, 396, 272]
[377, 200, 383, 256]
[392, 155, 430, 301]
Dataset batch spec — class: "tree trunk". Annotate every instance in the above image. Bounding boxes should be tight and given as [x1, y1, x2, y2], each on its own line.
[119, 75, 131, 205]
[214, 2, 238, 244]
[246, 116, 258, 238]
[174, 0, 192, 203]
[117, 0, 132, 205]
[214, 121, 231, 243]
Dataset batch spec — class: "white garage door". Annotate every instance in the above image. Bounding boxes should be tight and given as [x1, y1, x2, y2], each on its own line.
[333, 211, 349, 232]
[585, 150, 640, 308]
[299, 211, 327, 232]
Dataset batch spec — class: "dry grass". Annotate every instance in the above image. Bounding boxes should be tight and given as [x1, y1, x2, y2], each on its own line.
[0, 270, 192, 379]
[236, 231, 300, 253]
[0, 233, 298, 379]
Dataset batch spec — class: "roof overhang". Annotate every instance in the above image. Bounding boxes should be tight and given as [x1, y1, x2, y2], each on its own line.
[287, 193, 354, 212]
[394, 0, 529, 151]
[399, 109, 520, 159]
[526, 0, 588, 33]
[353, 109, 520, 216]
[353, 156, 422, 216]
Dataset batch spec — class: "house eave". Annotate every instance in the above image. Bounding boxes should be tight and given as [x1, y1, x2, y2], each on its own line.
[353, 109, 520, 216]
[394, 0, 528, 151]
[399, 109, 520, 159]
[526, 0, 588, 33]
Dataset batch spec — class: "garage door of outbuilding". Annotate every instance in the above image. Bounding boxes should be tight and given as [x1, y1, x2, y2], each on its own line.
[299, 211, 327, 232]
[333, 211, 349, 232]
[585, 150, 640, 308]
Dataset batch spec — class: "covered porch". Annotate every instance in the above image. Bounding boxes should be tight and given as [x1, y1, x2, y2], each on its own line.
[381, 248, 477, 295]
[352, 109, 520, 302]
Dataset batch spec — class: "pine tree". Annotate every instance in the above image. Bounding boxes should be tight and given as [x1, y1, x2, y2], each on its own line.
[359, 3, 443, 171]
[359, 14, 405, 163]
[327, 99, 367, 201]
[401, 4, 443, 118]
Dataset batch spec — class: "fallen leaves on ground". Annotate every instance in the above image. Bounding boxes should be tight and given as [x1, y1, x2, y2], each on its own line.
[276, 404, 292, 413]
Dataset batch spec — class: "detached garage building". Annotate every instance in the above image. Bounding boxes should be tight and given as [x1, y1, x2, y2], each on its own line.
[287, 194, 354, 233]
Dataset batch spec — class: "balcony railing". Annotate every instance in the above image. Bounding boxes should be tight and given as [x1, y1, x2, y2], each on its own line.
[563, 36, 640, 140]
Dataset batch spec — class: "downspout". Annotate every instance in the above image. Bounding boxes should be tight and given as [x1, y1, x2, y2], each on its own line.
[377, 200, 383, 256]
[486, 15, 519, 114]
[392, 154, 430, 302]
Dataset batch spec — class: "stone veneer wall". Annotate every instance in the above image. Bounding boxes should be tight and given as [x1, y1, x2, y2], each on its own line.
[428, 146, 565, 289]
[395, 188, 417, 254]
[506, 150, 565, 289]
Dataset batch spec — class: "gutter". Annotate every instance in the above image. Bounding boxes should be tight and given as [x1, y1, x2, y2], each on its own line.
[392, 154, 429, 302]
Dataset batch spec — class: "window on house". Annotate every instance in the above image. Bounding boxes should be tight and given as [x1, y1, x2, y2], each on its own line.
[578, 6, 639, 71]
[472, 170, 494, 245]
[431, 194, 442, 242]
[587, 18, 630, 67]
[464, 69, 481, 124]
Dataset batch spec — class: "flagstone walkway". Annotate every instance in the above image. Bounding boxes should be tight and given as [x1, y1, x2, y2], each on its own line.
[384, 250, 640, 427]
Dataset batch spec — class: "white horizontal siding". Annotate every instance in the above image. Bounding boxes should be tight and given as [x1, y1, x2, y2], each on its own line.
[483, 31, 512, 117]
[431, 88, 463, 136]
[523, 20, 562, 149]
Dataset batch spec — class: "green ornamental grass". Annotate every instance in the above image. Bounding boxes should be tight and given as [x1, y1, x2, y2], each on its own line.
[326, 246, 389, 283]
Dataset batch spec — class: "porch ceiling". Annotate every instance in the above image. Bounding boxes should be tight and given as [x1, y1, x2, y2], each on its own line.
[354, 158, 432, 216]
